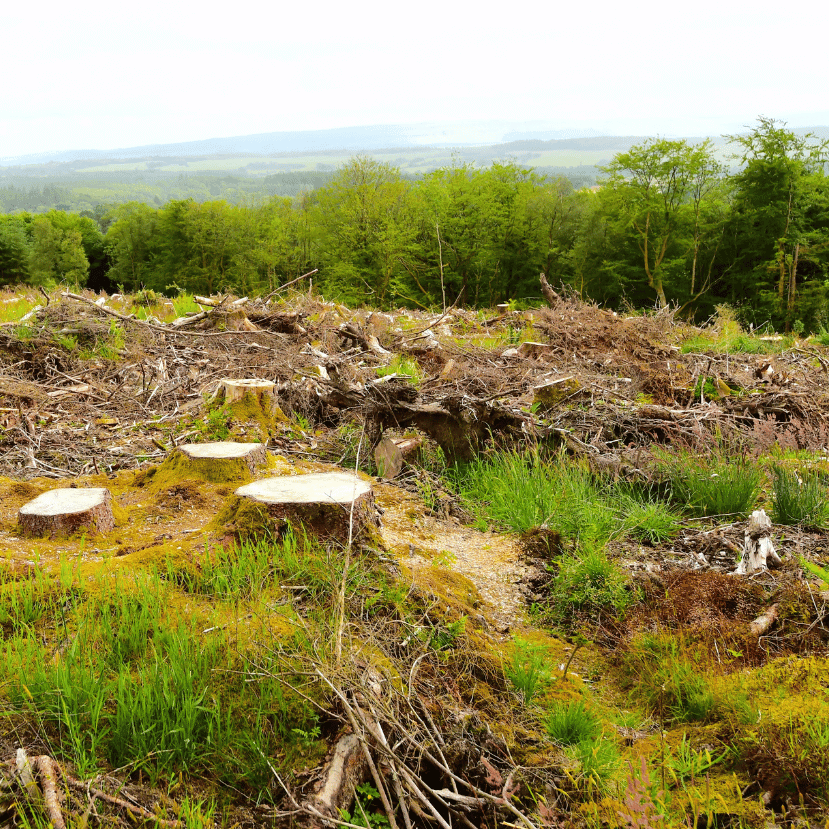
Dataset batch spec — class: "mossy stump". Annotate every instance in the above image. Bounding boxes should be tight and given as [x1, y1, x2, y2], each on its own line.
[169, 442, 268, 483]
[217, 378, 276, 407]
[533, 376, 581, 410]
[210, 378, 286, 441]
[229, 472, 378, 544]
[18, 487, 115, 537]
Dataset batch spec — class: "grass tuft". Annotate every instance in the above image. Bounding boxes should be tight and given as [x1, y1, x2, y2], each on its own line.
[658, 451, 761, 518]
[771, 465, 829, 528]
[546, 700, 601, 745]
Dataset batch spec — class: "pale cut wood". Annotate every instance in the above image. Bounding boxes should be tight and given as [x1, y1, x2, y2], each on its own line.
[18, 488, 115, 537]
[517, 341, 552, 358]
[374, 436, 422, 479]
[750, 603, 780, 636]
[234, 472, 377, 543]
[736, 509, 781, 575]
[173, 442, 267, 480]
[217, 378, 276, 406]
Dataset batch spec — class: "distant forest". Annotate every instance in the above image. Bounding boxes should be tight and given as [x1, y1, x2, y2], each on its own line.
[2, 119, 828, 332]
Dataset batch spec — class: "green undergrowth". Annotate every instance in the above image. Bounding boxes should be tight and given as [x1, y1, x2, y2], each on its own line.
[656, 449, 763, 518]
[770, 465, 829, 528]
[444, 450, 682, 544]
[0, 537, 380, 801]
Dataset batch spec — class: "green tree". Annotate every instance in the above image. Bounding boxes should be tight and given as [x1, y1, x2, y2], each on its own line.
[105, 202, 160, 290]
[599, 139, 724, 308]
[0, 215, 32, 285]
[724, 118, 829, 329]
[29, 216, 89, 287]
[312, 157, 417, 307]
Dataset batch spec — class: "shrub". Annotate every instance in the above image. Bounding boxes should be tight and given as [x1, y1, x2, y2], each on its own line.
[771, 465, 829, 528]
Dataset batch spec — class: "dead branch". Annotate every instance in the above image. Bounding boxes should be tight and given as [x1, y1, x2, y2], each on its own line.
[539, 272, 560, 307]
[60, 292, 285, 339]
[750, 603, 780, 637]
[32, 756, 65, 829]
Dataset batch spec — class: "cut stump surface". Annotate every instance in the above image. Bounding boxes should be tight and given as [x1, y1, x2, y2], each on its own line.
[233, 472, 377, 543]
[18, 488, 115, 537]
[173, 442, 267, 482]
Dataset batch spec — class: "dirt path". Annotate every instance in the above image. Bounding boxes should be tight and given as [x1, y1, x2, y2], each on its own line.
[375, 482, 530, 631]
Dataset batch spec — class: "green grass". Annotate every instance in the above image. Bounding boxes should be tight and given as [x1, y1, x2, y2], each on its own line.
[546, 700, 601, 745]
[0, 294, 38, 323]
[504, 637, 551, 704]
[446, 451, 681, 548]
[376, 354, 422, 385]
[657, 451, 762, 518]
[622, 634, 717, 724]
[551, 548, 637, 624]
[0, 552, 334, 795]
[771, 465, 829, 528]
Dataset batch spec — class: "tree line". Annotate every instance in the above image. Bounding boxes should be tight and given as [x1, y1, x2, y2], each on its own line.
[2, 118, 828, 331]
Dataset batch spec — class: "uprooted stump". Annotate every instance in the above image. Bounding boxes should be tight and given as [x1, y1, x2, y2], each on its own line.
[219, 472, 378, 544]
[736, 509, 781, 575]
[18, 488, 115, 537]
[161, 442, 268, 484]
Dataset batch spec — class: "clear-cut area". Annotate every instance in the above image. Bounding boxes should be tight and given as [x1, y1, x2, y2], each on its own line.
[18, 487, 115, 537]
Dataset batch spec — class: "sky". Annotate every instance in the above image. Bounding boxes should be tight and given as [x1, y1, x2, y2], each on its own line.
[2, 0, 826, 158]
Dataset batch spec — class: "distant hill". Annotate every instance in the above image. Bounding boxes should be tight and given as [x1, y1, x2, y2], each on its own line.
[1, 121, 614, 167]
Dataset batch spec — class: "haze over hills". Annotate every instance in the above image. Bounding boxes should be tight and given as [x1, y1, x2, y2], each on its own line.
[1, 121, 615, 167]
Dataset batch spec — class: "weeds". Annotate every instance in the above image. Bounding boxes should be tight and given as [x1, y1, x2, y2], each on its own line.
[622, 633, 716, 724]
[666, 734, 727, 785]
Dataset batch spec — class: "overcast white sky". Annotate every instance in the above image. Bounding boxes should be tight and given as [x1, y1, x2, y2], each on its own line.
[2, 0, 826, 157]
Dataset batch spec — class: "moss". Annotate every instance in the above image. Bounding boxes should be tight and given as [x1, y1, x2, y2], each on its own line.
[211, 495, 281, 542]
[139, 448, 265, 491]
[405, 564, 482, 615]
[212, 390, 287, 443]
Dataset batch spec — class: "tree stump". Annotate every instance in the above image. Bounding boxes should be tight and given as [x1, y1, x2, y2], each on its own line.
[736, 509, 781, 574]
[209, 378, 286, 441]
[18, 488, 115, 537]
[532, 376, 581, 410]
[517, 341, 552, 359]
[231, 472, 378, 544]
[215, 379, 276, 407]
[169, 442, 268, 482]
